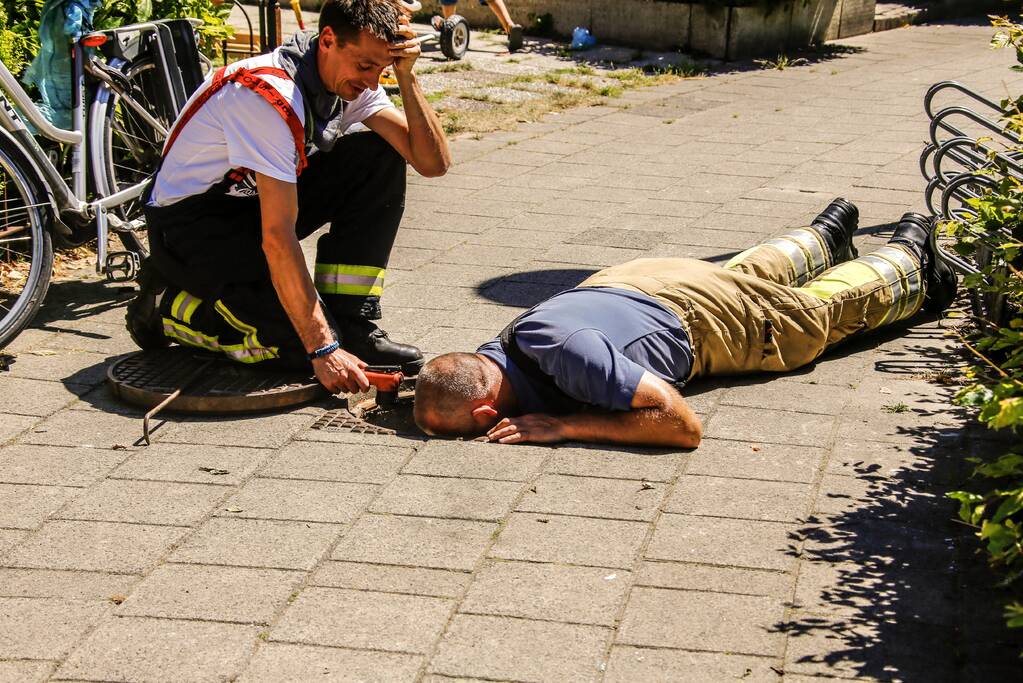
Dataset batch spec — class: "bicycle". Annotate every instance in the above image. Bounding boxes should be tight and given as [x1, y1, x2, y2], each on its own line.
[0, 17, 206, 348]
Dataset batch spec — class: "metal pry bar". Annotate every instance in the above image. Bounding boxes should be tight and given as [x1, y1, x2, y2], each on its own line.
[141, 358, 217, 445]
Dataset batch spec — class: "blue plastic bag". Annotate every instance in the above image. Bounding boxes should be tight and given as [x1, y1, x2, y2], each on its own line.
[22, 0, 103, 130]
[570, 26, 596, 51]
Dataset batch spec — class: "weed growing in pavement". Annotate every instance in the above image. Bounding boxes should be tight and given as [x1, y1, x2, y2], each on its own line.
[417, 61, 475, 74]
[755, 54, 809, 70]
[881, 402, 910, 414]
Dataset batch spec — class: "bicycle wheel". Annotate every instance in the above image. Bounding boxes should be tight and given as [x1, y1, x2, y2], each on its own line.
[90, 57, 170, 256]
[0, 135, 54, 349]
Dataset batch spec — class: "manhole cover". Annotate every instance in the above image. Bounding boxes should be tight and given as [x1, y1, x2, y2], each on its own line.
[108, 348, 326, 413]
[311, 393, 420, 436]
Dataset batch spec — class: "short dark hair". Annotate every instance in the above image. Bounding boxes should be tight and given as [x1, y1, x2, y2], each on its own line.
[318, 0, 402, 44]
[414, 352, 492, 436]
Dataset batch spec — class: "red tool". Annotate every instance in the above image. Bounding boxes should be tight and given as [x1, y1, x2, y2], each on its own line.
[364, 367, 404, 406]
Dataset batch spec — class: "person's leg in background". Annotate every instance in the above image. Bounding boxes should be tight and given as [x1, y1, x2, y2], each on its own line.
[437, 0, 523, 51]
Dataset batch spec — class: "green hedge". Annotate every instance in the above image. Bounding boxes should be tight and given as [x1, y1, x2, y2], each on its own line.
[946, 14, 1023, 641]
[0, 0, 231, 80]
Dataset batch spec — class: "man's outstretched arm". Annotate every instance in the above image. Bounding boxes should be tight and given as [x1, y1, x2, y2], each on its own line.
[486, 372, 702, 449]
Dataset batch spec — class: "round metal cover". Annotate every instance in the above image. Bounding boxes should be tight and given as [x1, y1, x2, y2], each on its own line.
[108, 348, 326, 413]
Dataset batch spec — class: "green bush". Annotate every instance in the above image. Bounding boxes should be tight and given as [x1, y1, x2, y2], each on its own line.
[0, 0, 231, 80]
[946, 13, 1023, 642]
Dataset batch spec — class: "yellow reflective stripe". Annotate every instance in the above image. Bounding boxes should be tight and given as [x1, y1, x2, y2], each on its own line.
[868, 246, 924, 324]
[162, 318, 220, 351]
[314, 264, 386, 296]
[798, 261, 880, 301]
[213, 300, 279, 361]
[789, 228, 831, 273]
[171, 291, 202, 324]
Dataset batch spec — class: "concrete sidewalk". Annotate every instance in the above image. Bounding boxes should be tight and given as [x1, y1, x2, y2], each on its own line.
[1, 18, 1021, 682]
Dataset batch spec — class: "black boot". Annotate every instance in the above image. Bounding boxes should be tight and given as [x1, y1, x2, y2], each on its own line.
[811, 197, 860, 263]
[125, 259, 170, 350]
[337, 317, 424, 375]
[889, 212, 958, 314]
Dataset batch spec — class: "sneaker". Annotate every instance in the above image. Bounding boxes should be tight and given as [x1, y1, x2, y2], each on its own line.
[811, 197, 859, 263]
[338, 317, 424, 375]
[508, 24, 523, 52]
[125, 259, 170, 350]
[889, 212, 958, 313]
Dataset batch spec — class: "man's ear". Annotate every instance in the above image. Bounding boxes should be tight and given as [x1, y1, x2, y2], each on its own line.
[471, 404, 498, 420]
[320, 26, 335, 50]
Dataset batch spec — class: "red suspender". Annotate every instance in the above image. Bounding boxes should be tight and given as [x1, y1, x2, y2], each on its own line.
[162, 65, 309, 176]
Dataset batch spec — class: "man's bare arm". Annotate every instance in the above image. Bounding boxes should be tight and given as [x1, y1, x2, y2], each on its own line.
[256, 173, 368, 394]
[487, 372, 702, 449]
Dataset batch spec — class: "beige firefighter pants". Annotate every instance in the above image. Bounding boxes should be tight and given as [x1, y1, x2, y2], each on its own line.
[578, 227, 925, 380]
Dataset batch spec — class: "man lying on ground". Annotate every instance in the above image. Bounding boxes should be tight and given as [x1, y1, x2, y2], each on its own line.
[413, 200, 958, 448]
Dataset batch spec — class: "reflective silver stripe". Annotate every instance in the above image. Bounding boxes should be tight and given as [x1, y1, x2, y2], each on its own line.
[173, 293, 201, 323]
[861, 253, 905, 325]
[314, 273, 384, 287]
[163, 322, 218, 351]
[790, 228, 830, 273]
[871, 246, 924, 322]
[764, 237, 810, 283]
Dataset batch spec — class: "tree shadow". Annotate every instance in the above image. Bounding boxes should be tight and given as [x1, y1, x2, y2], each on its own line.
[765, 318, 1023, 679]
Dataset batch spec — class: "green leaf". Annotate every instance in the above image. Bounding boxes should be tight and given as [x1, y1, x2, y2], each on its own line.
[989, 397, 1023, 430]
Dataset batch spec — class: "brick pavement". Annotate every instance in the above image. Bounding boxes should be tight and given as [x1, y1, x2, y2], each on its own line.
[2, 18, 1022, 682]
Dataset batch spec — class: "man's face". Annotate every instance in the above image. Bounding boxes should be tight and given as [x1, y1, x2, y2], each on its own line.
[319, 27, 393, 101]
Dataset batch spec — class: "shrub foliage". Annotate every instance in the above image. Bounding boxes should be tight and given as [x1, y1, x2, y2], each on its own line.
[946, 13, 1023, 637]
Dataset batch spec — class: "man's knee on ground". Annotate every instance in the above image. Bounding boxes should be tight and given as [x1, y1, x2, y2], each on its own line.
[414, 352, 491, 436]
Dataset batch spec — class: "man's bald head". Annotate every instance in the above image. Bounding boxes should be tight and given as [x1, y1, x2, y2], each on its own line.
[414, 352, 496, 436]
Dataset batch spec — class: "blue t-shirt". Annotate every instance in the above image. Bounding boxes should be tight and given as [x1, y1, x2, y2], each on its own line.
[477, 287, 693, 415]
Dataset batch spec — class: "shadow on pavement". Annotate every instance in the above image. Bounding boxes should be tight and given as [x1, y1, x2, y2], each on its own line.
[475, 268, 597, 306]
[766, 321, 1023, 679]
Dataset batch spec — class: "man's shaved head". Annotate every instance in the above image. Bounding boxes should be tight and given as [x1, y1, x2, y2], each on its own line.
[414, 352, 494, 436]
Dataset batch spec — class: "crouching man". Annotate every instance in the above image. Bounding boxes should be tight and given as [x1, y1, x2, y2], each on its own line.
[413, 200, 957, 449]
[126, 0, 450, 395]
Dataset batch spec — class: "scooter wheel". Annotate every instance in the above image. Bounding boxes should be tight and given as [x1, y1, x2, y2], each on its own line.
[440, 14, 470, 60]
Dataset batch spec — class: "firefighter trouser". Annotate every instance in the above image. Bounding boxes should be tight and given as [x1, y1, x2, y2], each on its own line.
[578, 226, 924, 380]
[145, 132, 406, 368]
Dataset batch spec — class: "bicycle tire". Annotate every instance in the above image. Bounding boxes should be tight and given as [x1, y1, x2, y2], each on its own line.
[90, 57, 170, 257]
[0, 135, 54, 349]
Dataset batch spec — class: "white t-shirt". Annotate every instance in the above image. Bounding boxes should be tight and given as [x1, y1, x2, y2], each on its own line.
[149, 50, 394, 207]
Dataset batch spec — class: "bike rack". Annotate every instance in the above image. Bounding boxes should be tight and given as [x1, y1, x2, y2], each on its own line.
[920, 79, 1020, 324]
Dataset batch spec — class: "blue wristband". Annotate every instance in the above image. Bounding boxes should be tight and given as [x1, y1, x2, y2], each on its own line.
[307, 340, 339, 361]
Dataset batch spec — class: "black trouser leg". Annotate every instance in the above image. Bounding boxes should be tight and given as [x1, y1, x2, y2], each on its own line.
[296, 132, 406, 320]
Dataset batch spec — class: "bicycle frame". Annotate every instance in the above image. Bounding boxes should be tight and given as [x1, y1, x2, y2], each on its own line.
[0, 22, 185, 274]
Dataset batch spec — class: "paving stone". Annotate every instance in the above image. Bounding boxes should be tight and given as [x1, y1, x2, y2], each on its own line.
[0, 413, 38, 446]
[110, 443, 272, 486]
[618, 587, 785, 656]
[460, 560, 629, 626]
[0, 660, 54, 682]
[0, 377, 89, 417]
[489, 512, 647, 569]
[827, 438, 956, 484]
[0, 444, 128, 487]
[684, 438, 823, 484]
[271, 587, 452, 653]
[404, 440, 545, 481]
[16, 408, 139, 448]
[239, 642, 422, 682]
[311, 561, 470, 598]
[0, 568, 135, 600]
[517, 474, 666, 522]
[170, 518, 342, 570]
[153, 412, 314, 448]
[55, 616, 259, 682]
[6, 520, 186, 573]
[58, 478, 226, 526]
[430, 614, 610, 682]
[370, 474, 522, 521]
[666, 475, 812, 523]
[332, 514, 496, 571]
[415, 327, 504, 356]
[1, 349, 112, 386]
[0, 529, 26, 556]
[261, 441, 410, 484]
[720, 377, 851, 415]
[0, 596, 108, 659]
[646, 514, 797, 572]
[544, 446, 682, 482]
[812, 472, 948, 526]
[117, 564, 302, 625]
[706, 405, 834, 447]
[635, 561, 791, 598]
[604, 645, 782, 683]
[221, 477, 376, 524]
[0, 483, 78, 529]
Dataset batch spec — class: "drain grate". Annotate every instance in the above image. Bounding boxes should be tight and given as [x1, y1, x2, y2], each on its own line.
[311, 408, 397, 435]
[109, 348, 325, 413]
